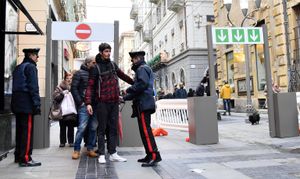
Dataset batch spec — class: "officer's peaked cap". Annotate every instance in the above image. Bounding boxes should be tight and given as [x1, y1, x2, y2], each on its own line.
[129, 51, 145, 58]
[23, 48, 40, 55]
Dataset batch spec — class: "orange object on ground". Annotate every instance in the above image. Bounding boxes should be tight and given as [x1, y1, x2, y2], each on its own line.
[185, 137, 190, 142]
[152, 128, 168, 136]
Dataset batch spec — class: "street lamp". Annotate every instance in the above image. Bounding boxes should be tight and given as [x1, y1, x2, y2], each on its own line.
[225, 0, 261, 27]
[224, 0, 262, 118]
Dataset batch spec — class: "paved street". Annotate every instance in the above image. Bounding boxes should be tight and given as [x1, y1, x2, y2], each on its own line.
[1, 113, 300, 179]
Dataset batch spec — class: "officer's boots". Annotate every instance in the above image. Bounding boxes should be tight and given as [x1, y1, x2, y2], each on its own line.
[141, 152, 162, 167]
[137, 154, 151, 163]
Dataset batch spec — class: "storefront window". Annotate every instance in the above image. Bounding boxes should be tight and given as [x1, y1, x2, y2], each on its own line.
[4, 6, 18, 112]
[255, 44, 266, 91]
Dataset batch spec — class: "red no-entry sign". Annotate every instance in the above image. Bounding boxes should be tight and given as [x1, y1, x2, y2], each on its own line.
[52, 22, 114, 41]
[75, 24, 91, 39]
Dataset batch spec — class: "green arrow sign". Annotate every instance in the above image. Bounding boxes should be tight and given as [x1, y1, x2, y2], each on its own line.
[215, 29, 229, 43]
[212, 27, 263, 44]
[232, 29, 245, 43]
[247, 29, 261, 43]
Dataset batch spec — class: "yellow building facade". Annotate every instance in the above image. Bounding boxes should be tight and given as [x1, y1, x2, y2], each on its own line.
[214, 0, 300, 111]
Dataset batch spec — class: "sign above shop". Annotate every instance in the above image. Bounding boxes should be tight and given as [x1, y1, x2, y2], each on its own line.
[75, 42, 91, 52]
[25, 23, 37, 32]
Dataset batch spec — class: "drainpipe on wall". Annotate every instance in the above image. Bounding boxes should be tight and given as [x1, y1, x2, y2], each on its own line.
[184, 0, 188, 50]
[150, 4, 154, 58]
[282, 0, 292, 91]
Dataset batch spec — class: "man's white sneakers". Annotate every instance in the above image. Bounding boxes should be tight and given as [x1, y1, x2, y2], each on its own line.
[109, 153, 127, 162]
[98, 155, 106, 164]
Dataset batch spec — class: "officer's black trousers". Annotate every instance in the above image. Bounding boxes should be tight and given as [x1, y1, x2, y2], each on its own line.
[15, 113, 34, 163]
[137, 110, 159, 160]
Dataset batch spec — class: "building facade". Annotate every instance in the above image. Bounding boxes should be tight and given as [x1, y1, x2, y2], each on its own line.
[214, 0, 300, 111]
[119, 31, 135, 90]
[0, 0, 86, 157]
[130, 0, 214, 94]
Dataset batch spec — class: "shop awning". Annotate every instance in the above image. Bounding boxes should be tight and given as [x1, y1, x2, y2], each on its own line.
[5, 0, 43, 35]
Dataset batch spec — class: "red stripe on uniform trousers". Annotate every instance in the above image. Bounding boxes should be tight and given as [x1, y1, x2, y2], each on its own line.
[141, 112, 156, 160]
[25, 114, 32, 162]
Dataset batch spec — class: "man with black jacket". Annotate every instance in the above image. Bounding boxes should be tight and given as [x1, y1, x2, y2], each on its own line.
[85, 43, 134, 164]
[122, 51, 162, 167]
[71, 56, 98, 159]
[11, 48, 41, 167]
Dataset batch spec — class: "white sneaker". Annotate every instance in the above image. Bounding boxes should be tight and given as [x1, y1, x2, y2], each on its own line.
[109, 152, 127, 162]
[98, 155, 106, 164]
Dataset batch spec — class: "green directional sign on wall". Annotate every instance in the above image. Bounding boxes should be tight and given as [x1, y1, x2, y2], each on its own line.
[232, 29, 245, 43]
[247, 29, 261, 43]
[215, 29, 229, 43]
[212, 27, 263, 44]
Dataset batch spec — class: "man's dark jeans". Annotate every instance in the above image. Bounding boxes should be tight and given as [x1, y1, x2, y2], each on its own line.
[223, 99, 231, 114]
[97, 102, 119, 155]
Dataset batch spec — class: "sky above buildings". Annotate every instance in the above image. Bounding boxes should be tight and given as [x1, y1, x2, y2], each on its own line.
[85, 0, 133, 56]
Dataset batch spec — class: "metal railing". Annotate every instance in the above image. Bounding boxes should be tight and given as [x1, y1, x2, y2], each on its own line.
[153, 99, 188, 131]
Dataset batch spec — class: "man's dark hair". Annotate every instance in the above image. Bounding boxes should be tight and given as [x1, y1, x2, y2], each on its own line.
[98, 43, 111, 52]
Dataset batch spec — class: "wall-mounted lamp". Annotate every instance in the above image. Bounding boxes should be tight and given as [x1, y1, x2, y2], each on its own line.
[194, 13, 202, 28]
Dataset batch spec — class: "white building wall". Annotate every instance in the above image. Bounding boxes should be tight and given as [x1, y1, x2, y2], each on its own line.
[131, 0, 214, 92]
[185, 0, 214, 49]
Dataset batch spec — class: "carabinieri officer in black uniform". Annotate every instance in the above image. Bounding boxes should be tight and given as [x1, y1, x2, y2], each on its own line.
[123, 51, 162, 167]
[11, 48, 42, 167]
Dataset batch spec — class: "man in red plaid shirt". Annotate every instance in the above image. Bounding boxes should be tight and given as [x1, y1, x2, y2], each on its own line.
[85, 43, 133, 164]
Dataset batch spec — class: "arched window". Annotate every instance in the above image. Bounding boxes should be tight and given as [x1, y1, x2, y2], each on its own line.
[171, 72, 176, 87]
[159, 76, 163, 88]
[165, 75, 168, 89]
[180, 68, 185, 85]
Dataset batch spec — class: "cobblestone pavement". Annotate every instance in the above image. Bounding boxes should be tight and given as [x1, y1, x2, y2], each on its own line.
[75, 114, 300, 179]
[2, 113, 300, 179]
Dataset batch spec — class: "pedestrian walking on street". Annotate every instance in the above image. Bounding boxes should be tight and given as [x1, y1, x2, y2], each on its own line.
[11, 48, 42, 167]
[220, 81, 232, 116]
[122, 51, 162, 167]
[71, 56, 98, 159]
[53, 73, 75, 147]
[85, 43, 134, 164]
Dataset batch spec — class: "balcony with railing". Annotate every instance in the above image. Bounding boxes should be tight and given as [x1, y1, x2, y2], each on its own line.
[143, 30, 152, 42]
[147, 54, 167, 72]
[134, 16, 143, 31]
[167, 0, 184, 12]
[149, 0, 160, 5]
[130, 4, 138, 19]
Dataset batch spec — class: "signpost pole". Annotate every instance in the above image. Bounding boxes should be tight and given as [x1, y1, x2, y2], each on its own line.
[114, 21, 119, 65]
[244, 44, 252, 116]
[262, 24, 276, 137]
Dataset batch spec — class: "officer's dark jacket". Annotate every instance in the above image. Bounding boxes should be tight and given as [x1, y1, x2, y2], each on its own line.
[123, 60, 155, 114]
[11, 57, 40, 114]
[71, 64, 89, 106]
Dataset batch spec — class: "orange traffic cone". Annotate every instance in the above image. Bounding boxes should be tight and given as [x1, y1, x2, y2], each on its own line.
[152, 128, 168, 136]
